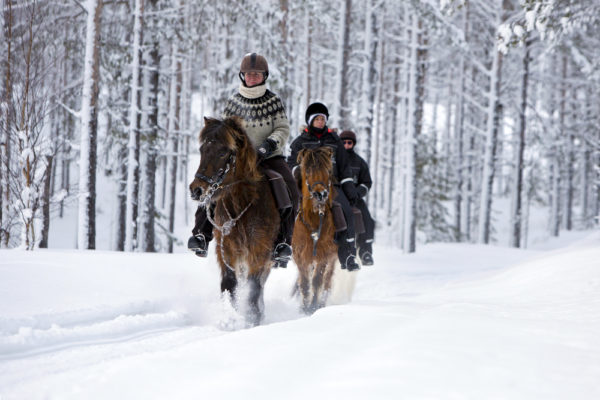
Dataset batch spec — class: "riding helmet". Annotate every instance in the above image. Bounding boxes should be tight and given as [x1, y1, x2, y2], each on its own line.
[239, 53, 269, 84]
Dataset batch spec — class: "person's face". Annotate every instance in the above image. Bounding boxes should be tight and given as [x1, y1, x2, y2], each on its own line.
[343, 140, 354, 150]
[244, 71, 264, 87]
[312, 115, 326, 129]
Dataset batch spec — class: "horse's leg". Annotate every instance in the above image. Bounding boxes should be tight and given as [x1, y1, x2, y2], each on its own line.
[310, 262, 328, 312]
[319, 256, 337, 308]
[246, 273, 264, 326]
[297, 264, 313, 314]
[220, 266, 237, 306]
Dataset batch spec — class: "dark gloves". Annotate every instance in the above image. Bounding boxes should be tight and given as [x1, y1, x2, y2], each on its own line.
[357, 184, 368, 198]
[342, 180, 359, 206]
[257, 138, 277, 160]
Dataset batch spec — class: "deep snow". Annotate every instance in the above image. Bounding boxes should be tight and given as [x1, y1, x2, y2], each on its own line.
[1, 229, 599, 399]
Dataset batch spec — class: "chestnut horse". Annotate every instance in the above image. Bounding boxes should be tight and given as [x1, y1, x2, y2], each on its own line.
[189, 117, 280, 326]
[292, 147, 338, 314]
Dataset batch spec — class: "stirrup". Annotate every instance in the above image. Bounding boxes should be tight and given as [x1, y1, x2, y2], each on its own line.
[345, 255, 360, 272]
[273, 242, 292, 261]
[273, 259, 288, 269]
[360, 252, 374, 266]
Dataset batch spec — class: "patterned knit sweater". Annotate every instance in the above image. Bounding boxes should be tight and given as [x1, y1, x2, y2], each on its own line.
[222, 83, 290, 158]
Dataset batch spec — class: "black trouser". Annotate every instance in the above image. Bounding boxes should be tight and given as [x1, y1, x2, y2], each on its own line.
[192, 156, 299, 246]
[333, 186, 357, 263]
[355, 198, 374, 255]
[260, 156, 300, 245]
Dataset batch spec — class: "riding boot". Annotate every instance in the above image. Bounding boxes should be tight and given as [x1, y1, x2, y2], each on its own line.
[272, 207, 293, 268]
[188, 205, 214, 257]
[359, 241, 374, 266]
[338, 239, 359, 272]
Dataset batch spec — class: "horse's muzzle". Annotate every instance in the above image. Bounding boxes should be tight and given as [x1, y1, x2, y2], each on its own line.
[190, 186, 203, 201]
[313, 189, 328, 203]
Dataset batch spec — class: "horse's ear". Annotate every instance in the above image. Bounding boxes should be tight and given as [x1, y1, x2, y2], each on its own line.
[323, 146, 334, 158]
[224, 116, 247, 147]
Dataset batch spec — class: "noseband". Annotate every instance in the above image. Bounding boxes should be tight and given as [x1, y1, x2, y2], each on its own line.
[306, 180, 330, 202]
[301, 177, 332, 256]
[195, 153, 236, 188]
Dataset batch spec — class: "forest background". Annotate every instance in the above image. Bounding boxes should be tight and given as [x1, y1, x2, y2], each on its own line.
[1, 0, 598, 253]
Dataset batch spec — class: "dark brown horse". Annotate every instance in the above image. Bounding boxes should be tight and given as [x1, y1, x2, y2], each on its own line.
[292, 147, 339, 314]
[189, 117, 280, 326]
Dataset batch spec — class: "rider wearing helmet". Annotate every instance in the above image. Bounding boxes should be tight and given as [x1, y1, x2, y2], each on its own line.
[188, 53, 299, 268]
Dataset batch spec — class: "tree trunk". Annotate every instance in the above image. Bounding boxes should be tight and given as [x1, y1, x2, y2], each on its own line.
[336, 0, 352, 127]
[77, 0, 103, 250]
[38, 155, 54, 248]
[1, 0, 13, 247]
[510, 44, 529, 248]
[360, 0, 379, 179]
[453, 3, 469, 242]
[477, 22, 503, 244]
[125, 0, 144, 251]
[404, 16, 426, 253]
[562, 54, 574, 231]
[141, 0, 160, 253]
[166, 46, 182, 253]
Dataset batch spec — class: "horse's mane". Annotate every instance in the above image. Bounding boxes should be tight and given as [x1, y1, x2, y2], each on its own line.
[201, 116, 262, 183]
[298, 147, 334, 176]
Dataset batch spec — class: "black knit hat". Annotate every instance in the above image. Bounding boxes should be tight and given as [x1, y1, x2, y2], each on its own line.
[340, 130, 357, 144]
[305, 102, 329, 125]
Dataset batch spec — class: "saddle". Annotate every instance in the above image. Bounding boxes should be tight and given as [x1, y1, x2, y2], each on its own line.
[263, 169, 292, 211]
[332, 202, 365, 234]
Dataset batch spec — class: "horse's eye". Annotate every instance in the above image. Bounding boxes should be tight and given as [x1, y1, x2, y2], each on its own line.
[219, 151, 228, 158]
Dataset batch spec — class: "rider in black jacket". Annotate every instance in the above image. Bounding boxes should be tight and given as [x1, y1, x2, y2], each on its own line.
[288, 102, 360, 271]
[340, 130, 375, 266]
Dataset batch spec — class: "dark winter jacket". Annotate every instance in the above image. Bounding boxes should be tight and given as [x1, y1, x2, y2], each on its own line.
[346, 149, 372, 198]
[288, 126, 358, 203]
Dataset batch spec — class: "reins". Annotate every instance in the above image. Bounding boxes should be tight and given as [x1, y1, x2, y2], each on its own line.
[195, 152, 253, 272]
[299, 207, 326, 257]
[299, 173, 332, 257]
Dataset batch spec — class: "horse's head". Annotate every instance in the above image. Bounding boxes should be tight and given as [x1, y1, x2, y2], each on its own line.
[297, 146, 335, 213]
[189, 116, 259, 203]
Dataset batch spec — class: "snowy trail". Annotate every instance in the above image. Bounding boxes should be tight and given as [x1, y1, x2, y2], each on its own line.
[1, 231, 599, 399]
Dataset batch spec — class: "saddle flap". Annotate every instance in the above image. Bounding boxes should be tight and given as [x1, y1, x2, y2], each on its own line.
[353, 207, 366, 234]
[331, 201, 347, 233]
[264, 169, 292, 210]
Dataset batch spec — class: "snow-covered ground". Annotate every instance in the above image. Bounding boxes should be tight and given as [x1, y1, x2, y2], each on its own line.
[1, 229, 599, 399]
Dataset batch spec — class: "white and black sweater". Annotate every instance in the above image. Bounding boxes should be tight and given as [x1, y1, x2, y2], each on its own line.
[222, 83, 290, 158]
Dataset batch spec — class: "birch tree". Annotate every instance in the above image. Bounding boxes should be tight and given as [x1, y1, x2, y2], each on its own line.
[78, 0, 103, 250]
[125, 0, 143, 251]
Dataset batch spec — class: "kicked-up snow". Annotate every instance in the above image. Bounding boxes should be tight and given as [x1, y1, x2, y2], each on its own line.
[0, 231, 599, 399]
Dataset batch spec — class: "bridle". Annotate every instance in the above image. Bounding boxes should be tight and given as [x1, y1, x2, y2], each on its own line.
[299, 173, 333, 256]
[194, 153, 236, 207]
[193, 151, 251, 271]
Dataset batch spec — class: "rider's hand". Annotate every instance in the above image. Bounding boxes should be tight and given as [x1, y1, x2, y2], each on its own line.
[357, 184, 368, 198]
[257, 138, 276, 160]
[342, 181, 359, 206]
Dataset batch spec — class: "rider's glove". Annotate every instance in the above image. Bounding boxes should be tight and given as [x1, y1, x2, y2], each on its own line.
[342, 180, 359, 206]
[257, 138, 277, 160]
